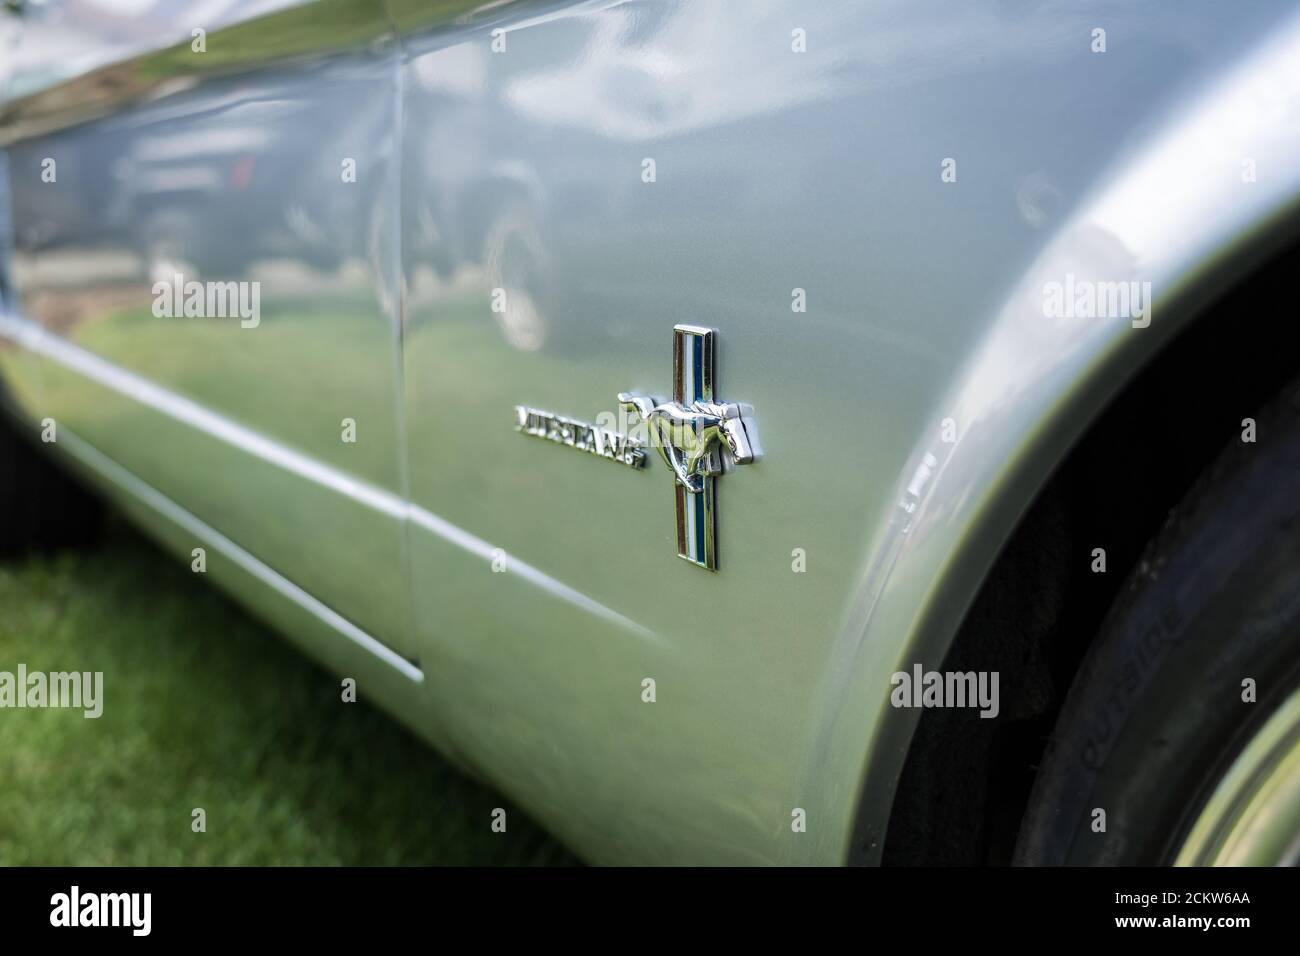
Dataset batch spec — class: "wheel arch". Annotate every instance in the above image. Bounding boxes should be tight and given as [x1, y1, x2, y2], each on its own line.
[819, 15, 1300, 865]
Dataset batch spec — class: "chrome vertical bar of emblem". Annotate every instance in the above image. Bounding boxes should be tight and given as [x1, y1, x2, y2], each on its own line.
[673, 325, 717, 569]
[616, 324, 753, 571]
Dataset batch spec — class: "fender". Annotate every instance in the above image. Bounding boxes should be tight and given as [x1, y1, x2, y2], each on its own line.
[827, 10, 1300, 863]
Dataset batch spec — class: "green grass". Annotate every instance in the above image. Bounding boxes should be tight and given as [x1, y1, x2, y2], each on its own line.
[0, 521, 577, 866]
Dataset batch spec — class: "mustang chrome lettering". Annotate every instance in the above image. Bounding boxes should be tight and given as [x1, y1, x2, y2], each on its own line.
[514, 406, 646, 468]
[619, 325, 756, 571]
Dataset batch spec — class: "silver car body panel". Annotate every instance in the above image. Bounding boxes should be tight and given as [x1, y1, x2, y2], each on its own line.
[2, 0, 1300, 864]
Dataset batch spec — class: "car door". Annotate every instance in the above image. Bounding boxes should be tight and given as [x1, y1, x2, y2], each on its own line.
[0, 0, 416, 662]
[0, 1, 42, 412]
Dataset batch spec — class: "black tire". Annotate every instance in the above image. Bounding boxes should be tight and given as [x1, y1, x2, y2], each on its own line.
[0, 410, 103, 558]
[1015, 378, 1300, 865]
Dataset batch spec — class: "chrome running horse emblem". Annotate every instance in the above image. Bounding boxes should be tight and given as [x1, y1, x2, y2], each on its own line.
[619, 325, 757, 570]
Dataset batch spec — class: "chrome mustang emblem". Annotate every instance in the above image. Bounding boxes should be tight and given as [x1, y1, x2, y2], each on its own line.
[619, 325, 756, 571]
[615, 394, 752, 494]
